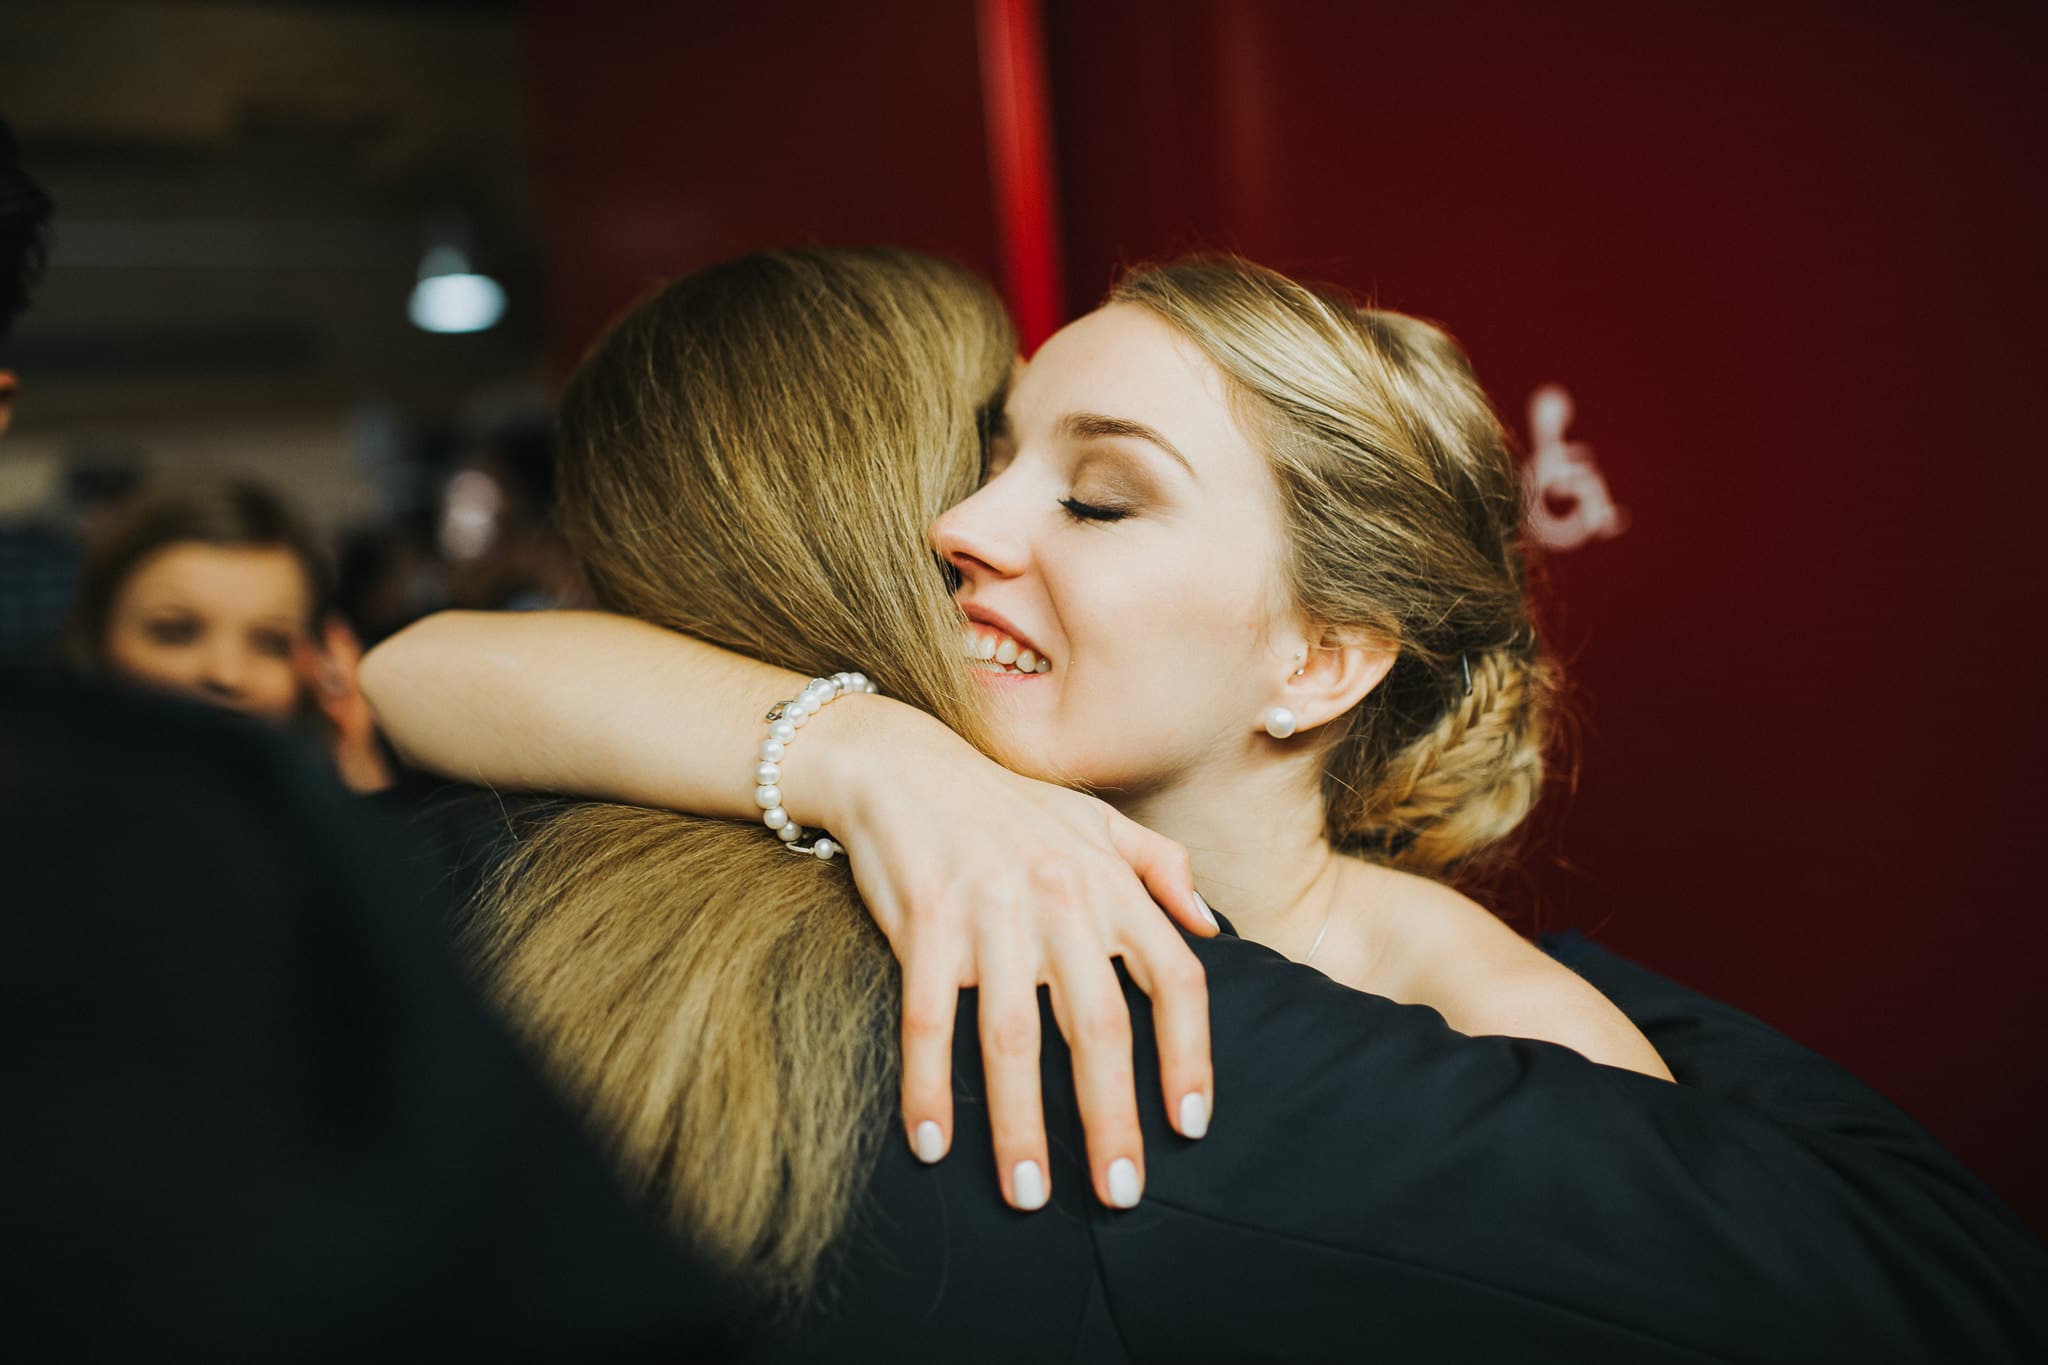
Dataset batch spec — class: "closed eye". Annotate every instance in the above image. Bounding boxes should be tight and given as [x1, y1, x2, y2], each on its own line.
[1059, 496, 1130, 524]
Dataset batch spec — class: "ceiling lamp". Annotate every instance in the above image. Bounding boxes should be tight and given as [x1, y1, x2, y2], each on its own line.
[408, 234, 505, 335]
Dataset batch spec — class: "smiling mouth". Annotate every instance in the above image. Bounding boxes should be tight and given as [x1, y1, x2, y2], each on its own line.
[960, 623, 1053, 675]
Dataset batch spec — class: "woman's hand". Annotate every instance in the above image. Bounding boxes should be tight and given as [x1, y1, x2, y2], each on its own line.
[815, 707, 1217, 1213]
[297, 614, 395, 795]
[359, 609, 1214, 1207]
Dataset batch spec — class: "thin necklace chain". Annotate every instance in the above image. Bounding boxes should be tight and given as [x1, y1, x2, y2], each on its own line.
[1304, 856, 1345, 965]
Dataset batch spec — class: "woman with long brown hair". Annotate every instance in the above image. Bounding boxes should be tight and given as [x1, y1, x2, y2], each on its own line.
[361, 248, 2044, 1358]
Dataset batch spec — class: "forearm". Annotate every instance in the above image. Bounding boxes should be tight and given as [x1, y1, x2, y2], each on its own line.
[358, 610, 936, 827]
[361, 610, 1222, 1214]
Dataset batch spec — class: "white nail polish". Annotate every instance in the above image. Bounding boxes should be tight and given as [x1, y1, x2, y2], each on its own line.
[1012, 1160, 1048, 1210]
[1107, 1157, 1142, 1209]
[913, 1120, 945, 1164]
[1193, 891, 1217, 930]
[1178, 1091, 1210, 1140]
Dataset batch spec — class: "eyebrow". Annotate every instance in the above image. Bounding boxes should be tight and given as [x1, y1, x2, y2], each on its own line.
[1057, 411, 1197, 479]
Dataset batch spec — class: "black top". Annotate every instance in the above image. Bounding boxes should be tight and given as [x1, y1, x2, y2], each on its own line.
[753, 929, 2048, 1362]
[9, 668, 2043, 1362]
[390, 754, 2048, 1362]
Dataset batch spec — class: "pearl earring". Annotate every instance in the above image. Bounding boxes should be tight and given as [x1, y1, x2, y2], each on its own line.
[1262, 706, 1298, 739]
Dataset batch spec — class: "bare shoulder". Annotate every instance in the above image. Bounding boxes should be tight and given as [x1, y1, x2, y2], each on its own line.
[1347, 864, 1673, 1082]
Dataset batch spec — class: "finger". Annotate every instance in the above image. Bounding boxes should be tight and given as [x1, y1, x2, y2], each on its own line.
[1111, 819, 1215, 937]
[1118, 912, 1214, 1143]
[976, 942, 1051, 1212]
[1046, 936, 1145, 1210]
[896, 942, 958, 1167]
[291, 639, 349, 715]
[321, 613, 365, 670]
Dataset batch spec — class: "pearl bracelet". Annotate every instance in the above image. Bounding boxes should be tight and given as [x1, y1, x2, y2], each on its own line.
[754, 670, 877, 861]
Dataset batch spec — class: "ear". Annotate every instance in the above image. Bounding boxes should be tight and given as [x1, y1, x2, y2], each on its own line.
[1279, 626, 1396, 735]
[0, 370, 17, 441]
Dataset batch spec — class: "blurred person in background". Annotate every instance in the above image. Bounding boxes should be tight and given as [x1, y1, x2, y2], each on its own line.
[440, 418, 588, 614]
[0, 112, 64, 660]
[0, 117, 45, 444]
[64, 476, 395, 793]
[337, 510, 448, 648]
[330, 419, 585, 653]
[0, 445, 144, 663]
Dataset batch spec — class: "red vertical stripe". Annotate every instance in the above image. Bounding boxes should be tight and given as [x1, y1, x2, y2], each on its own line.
[977, 0, 1067, 353]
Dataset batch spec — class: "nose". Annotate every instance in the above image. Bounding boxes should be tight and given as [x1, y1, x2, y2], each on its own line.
[929, 482, 1029, 584]
[196, 637, 251, 701]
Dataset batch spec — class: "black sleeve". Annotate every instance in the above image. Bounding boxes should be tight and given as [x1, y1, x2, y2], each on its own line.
[1080, 932, 2048, 1364]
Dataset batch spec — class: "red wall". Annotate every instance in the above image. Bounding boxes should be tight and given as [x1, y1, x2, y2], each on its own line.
[528, 1, 2047, 1233]
[526, 0, 1001, 371]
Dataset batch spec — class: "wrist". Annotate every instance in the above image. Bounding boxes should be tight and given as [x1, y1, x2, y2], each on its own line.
[795, 692, 957, 835]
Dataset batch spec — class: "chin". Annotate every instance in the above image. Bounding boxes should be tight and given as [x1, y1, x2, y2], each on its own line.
[984, 726, 1065, 784]
[1025, 746, 1126, 792]
[199, 691, 300, 728]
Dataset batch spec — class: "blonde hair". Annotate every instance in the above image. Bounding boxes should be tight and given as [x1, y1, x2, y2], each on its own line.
[469, 248, 1012, 1303]
[1112, 258, 1555, 876]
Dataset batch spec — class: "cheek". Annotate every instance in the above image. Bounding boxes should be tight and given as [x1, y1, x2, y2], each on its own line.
[1046, 541, 1268, 747]
[245, 660, 303, 715]
[1066, 541, 1265, 679]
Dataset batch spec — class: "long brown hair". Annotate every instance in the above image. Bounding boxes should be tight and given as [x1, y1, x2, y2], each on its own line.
[470, 249, 1010, 1303]
[1112, 258, 1555, 877]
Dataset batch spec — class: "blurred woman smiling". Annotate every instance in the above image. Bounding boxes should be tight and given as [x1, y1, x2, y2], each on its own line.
[66, 477, 392, 792]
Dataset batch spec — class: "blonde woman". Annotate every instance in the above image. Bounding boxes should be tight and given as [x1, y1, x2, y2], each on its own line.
[361, 249, 2045, 1358]
[369, 258, 1671, 1208]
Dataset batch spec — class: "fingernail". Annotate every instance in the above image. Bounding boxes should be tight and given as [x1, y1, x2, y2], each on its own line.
[1193, 890, 1217, 930]
[1012, 1160, 1048, 1211]
[1107, 1157, 1142, 1209]
[1178, 1091, 1210, 1140]
[912, 1120, 945, 1164]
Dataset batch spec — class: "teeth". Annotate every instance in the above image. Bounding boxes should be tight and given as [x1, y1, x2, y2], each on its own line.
[959, 623, 1053, 674]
